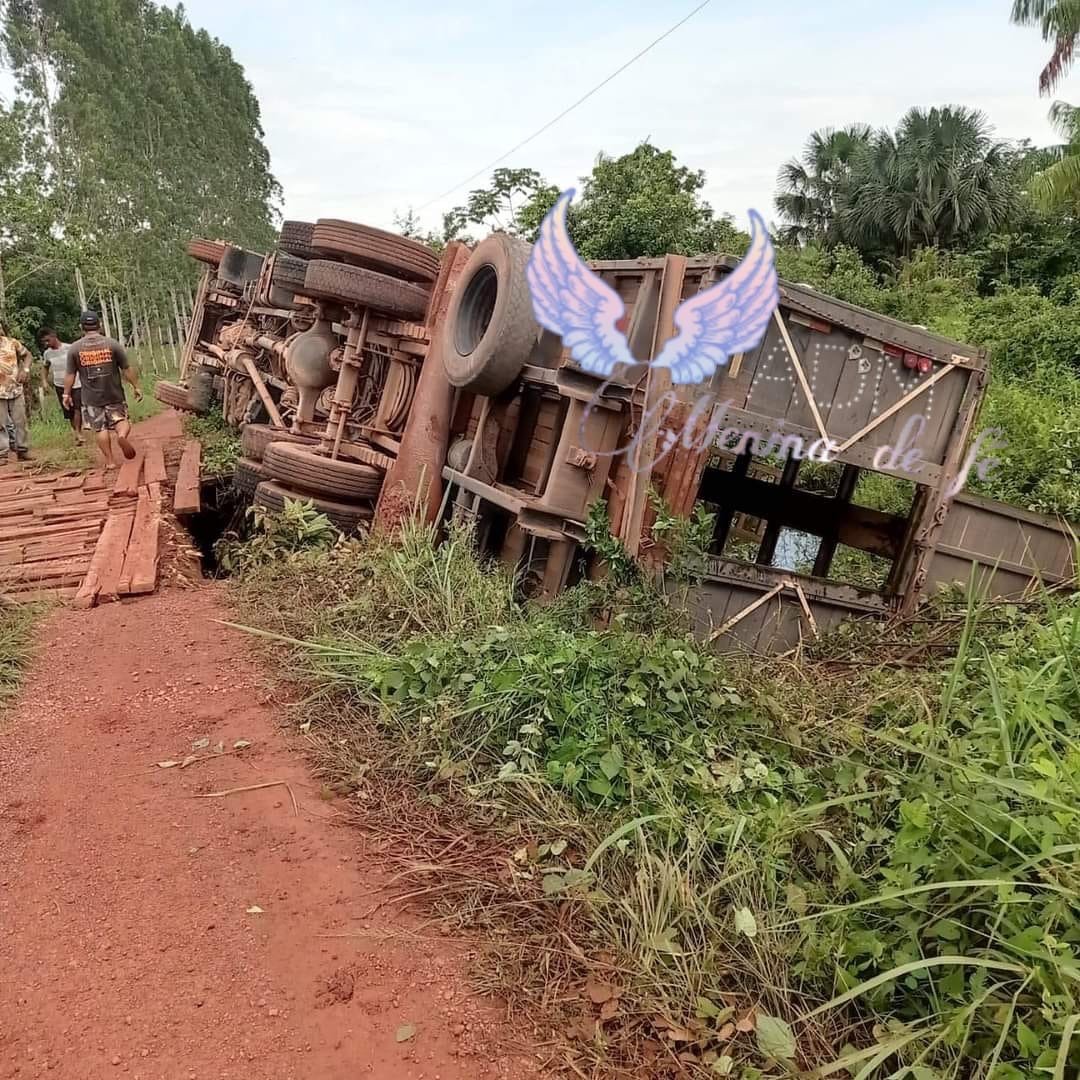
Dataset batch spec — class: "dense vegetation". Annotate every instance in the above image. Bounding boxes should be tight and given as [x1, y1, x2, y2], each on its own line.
[397, 108, 1080, 521]
[226, 509, 1080, 1078]
[0, 0, 279, 343]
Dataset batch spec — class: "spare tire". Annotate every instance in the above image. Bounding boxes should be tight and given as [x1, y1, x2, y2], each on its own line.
[263, 442, 384, 500]
[279, 220, 315, 260]
[253, 480, 373, 536]
[271, 252, 308, 293]
[241, 423, 319, 462]
[187, 367, 215, 414]
[303, 260, 430, 322]
[440, 234, 538, 396]
[155, 379, 194, 412]
[233, 457, 271, 498]
[187, 238, 226, 267]
[312, 220, 439, 284]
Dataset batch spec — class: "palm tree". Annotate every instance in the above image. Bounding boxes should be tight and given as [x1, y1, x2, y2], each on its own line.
[840, 106, 1019, 258]
[1026, 100, 1080, 208]
[1011, 0, 1080, 94]
[774, 125, 872, 245]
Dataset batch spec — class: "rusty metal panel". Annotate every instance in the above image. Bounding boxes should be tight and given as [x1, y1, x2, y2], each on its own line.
[927, 493, 1078, 597]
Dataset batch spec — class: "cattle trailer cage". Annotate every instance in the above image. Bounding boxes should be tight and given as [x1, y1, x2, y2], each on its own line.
[435, 252, 995, 652]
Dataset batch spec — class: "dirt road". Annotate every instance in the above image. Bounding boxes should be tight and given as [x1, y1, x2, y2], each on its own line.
[0, 490, 540, 1077]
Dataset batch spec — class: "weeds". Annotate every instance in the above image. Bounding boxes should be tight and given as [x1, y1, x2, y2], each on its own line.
[0, 605, 39, 716]
[230, 513, 1080, 1078]
[184, 409, 240, 476]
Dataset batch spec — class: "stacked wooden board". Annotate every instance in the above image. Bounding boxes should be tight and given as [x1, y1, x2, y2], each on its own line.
[0, 469, 114, 603]
[1, 433, 197, 609]
[74, 439, 174, 609]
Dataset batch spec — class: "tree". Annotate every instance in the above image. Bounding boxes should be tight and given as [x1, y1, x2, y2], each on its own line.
[404, 145, 749, 260]
[775, 125, 872, 245]
[1024, 100, 1080, 210]
[1011, 0, 1080, 94]
[569, 142, 746, 259]
[1, 0, 281, 306]
[840, 106, 1019, 259]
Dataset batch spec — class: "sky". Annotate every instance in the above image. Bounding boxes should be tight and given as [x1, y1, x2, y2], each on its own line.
[8, 1, 1080, 233]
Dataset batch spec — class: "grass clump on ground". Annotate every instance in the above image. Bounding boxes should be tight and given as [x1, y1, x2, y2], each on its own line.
[230, 508, 1080, 1079]
[0, 605, 39, 715]
[183, 408, 240, 476]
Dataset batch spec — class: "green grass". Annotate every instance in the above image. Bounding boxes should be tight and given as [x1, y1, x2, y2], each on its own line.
[0, 604, 39, 716]
[184, 408, 240, 476]
[227, 513, 1080, 1078]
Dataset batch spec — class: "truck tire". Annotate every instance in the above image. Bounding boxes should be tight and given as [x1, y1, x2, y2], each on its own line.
[263, 442, 383, 500]
[155, 380, 193, 412]
[187, 238, 226, 267]
[233, 457, 271, 498]
[440, 234, 538, 396]
[271, 252, 308, 293]
[279, 220, 315, 260]
[253, 480, 373, 535]
[312, 220, 439, 284]
[241, 423, 318, 462]
[187, 368, 215, 414]
[303, 260, 430, 322]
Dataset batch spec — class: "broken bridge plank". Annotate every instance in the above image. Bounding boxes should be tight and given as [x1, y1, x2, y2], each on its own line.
[118, 485, 162, 597]
[143, 443, 167, 486]
[113, 451, 144, 498]
[95, 511, 137, 605]
[73, 510, 135, 609]
[173, 440, 201, 516]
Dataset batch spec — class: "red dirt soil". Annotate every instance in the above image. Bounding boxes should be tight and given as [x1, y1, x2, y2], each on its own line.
[0, 426, 545, 1079]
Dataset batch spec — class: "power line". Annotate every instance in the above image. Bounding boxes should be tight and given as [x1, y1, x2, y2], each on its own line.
[414, 0, 712, 213]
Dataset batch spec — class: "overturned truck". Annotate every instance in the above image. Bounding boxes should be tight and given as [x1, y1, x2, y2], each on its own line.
[165, 225, 1078, 653]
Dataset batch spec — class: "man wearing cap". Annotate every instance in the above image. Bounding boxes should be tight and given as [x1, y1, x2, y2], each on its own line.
[64, 310, 142, 467]
[0, 320, 34, 462]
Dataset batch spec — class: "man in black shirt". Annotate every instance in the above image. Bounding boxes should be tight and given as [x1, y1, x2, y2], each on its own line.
[64, 310, 142, 467]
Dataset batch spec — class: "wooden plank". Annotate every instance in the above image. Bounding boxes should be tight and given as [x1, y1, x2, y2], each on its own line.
[93, 511, 137, 605]
[173, 440, 202, 516]
[0, 558, 92, 584]
[82, 471, 107, 493]
[699, 468, 906, 559]
[773, 309, 828, 441]
[113, 451, 144, 498]
[0, 520, 102, 544]
[118, 487, 161, 596]
[143, 443, 167, 486]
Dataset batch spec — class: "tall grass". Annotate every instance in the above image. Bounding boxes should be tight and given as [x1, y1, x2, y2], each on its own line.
[232, 520, 1080, 1077]
[0, 605, 38, 717]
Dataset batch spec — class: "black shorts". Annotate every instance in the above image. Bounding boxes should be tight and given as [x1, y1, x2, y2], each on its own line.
[54, 384, 82, 421]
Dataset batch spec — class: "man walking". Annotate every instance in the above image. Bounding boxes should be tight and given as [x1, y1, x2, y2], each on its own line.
[64, 310, 142, 467]
[38, 327, 83, 445]
[0, 320, 33, 462]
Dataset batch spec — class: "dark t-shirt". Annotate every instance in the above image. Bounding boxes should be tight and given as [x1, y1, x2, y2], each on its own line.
[67, 334, 129, 408]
